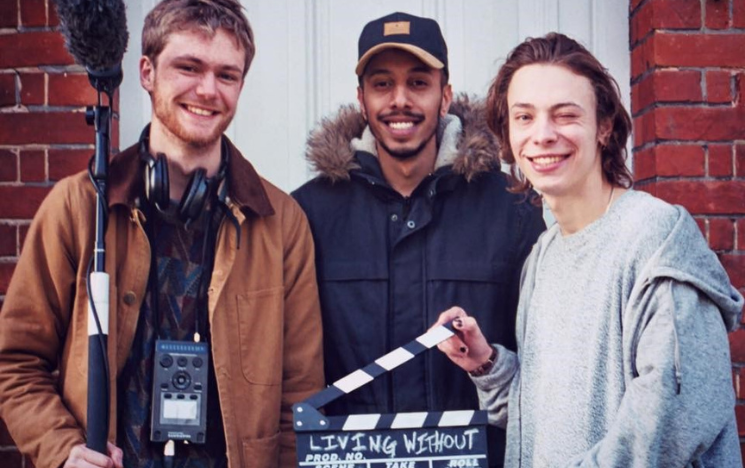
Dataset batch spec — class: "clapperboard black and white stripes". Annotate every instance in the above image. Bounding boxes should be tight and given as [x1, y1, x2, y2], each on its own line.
[293, 323, 490, 467]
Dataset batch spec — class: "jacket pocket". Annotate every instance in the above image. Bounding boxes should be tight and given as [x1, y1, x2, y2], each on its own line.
[236, 287, 284, 385]
[241, 432, 280, 467]
[316, 260, 388, 334]
[316, 261, 389, 386]
[426, 261, 516, 346]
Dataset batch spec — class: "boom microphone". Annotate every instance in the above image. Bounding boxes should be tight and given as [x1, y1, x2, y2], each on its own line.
[52, 0, 129, 456]
[54, 0, 129, 93]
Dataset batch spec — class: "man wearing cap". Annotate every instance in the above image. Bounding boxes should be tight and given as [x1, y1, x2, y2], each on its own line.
[292, 12, 545, 466]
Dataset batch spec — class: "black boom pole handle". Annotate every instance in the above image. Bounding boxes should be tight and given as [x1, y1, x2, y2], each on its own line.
[85, 101, 111, 454]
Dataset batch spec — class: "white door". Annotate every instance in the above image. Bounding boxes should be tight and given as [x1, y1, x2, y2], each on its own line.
[120, 0, 629, 193]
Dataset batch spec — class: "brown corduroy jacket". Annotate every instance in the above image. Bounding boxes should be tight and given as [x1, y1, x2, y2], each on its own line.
[0, 139, 324, 468]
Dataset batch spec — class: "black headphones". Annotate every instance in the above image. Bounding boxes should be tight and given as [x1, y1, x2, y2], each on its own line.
[138, 125, 228, 223]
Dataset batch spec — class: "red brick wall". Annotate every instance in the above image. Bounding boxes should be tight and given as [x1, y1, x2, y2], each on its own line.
[630, 0, 745, 457]
[0, 0, 116, 466]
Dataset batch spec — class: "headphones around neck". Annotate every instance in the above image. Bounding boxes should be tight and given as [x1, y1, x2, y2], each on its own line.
[138, 125, 228, 223]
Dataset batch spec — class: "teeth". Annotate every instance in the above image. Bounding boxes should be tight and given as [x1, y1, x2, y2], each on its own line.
[531, 155, 565, 166]
[186, 105, 214, 116]
[389, 121, 414, 130]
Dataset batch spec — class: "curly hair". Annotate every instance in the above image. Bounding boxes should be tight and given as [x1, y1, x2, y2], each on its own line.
[486, 32, 633, 195]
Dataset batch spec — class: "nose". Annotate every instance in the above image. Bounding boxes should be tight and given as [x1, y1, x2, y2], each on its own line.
[532, 115, 558, 146]
[195, 73, 217, 99]
[390, 84, 411, 109]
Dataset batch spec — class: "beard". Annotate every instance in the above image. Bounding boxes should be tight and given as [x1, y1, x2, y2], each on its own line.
[376, 133, 435, 161]
[368, 108, 442, 161]
[151, 84, 233, 150]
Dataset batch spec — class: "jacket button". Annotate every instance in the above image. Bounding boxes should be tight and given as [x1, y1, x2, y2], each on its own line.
[123, 291, 137, 306]
[390, 214, 398, 222]
[406, 220, 416, 229]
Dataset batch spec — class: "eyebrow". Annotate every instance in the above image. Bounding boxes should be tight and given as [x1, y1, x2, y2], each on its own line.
[172, 55, 244, 75]
[510, 102, 584, 111]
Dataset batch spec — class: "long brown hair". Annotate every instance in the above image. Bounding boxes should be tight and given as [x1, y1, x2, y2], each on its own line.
[486, 32, 633, 195]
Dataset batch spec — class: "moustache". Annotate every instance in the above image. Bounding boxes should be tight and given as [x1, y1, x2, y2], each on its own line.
[379, 110, 425, 121]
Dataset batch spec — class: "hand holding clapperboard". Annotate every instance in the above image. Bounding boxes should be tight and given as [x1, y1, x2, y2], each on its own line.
[293, 322, 489, 467]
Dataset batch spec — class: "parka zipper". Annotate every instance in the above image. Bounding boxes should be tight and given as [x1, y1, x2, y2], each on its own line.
[387, 195, 412, 412]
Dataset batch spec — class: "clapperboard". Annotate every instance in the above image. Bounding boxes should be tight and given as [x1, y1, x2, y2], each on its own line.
[293, 323, 489, 468]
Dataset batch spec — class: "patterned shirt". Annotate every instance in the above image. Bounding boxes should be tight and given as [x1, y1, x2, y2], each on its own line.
[118, 204, 226, 468]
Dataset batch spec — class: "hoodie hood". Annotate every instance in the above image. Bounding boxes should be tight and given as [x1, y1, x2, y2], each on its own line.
[641, 205, 744, 331]
[305, 94, 500, 182]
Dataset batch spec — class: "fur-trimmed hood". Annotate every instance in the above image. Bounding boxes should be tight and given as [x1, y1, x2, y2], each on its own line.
[305, 94, 501, 182]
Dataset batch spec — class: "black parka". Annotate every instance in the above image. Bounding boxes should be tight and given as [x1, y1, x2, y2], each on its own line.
[292, 96, 545, 466]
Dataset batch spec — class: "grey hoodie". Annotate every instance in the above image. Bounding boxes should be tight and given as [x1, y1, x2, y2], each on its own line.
[474, 190, 743, 467]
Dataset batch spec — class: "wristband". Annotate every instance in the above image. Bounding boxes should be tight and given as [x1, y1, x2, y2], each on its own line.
[468, 345, 497, 377]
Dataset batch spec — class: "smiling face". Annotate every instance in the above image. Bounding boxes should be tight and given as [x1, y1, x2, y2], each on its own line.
[507, 63, 609, 200]
[357, 49, 452, 162]
[140, 28, 245, 151]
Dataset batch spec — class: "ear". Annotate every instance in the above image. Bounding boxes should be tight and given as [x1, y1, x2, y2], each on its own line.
[598, 118, 612, 147]
[357, 86, 367, 121]
[140, 56, 155, 93]
[440, 83, 453, 117]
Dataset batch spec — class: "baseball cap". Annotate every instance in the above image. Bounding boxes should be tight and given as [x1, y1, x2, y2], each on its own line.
[355, 12, 448, 77]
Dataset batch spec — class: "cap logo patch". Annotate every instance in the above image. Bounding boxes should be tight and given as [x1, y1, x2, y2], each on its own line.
[384, 21, 411, 36]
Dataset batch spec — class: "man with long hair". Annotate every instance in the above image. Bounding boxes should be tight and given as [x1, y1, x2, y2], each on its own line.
[436, 32, 742, 467]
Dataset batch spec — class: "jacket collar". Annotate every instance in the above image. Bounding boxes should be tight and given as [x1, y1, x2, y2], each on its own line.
[108, 134, 275, 217]
[305, 94, 501, 183]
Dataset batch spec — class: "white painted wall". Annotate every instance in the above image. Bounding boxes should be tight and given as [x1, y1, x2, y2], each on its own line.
[120, 0, 630, 193]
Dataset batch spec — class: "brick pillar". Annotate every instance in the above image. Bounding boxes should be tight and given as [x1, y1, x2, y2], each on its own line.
[630, 0, 745, 457]
[0, 1, 118, 466]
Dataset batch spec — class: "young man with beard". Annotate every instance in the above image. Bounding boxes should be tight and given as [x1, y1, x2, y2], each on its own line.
[0, 1, 323, 467]
[292, 12, 545, 467]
